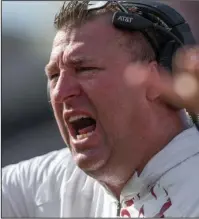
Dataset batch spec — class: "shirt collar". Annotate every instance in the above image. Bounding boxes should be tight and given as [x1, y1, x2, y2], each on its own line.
[139, 126, 199, 186]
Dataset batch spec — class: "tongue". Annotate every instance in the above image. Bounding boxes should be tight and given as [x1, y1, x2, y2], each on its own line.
[78, 125, 96, 135]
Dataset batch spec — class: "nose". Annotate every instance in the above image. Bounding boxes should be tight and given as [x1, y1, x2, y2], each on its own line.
[51, 73, 81, 104]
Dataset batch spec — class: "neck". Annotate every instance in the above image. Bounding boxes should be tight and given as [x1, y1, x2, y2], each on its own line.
[89, 109, 187, 199]
[88, 162, 135, 200]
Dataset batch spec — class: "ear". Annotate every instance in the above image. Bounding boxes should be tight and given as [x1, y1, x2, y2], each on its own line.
[146, 61, 162, 102]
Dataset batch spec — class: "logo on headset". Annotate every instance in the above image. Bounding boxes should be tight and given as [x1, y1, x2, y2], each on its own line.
[118, 16, 134, 23]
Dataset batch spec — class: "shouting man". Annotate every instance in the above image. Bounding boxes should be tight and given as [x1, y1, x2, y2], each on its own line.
[2, 1, 199, 217]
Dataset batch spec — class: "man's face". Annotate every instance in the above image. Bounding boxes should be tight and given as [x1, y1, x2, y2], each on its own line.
[46, 16, 154, 174]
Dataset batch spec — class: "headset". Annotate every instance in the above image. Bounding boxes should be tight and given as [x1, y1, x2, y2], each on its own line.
[88, 1, 196, 69]
[49, 0, 199, 130]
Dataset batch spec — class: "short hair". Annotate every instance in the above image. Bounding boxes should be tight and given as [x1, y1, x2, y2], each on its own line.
[54, 1, 157, 63]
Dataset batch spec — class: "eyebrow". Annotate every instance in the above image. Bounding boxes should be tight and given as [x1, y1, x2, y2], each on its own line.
[45, 61, 61, 78]
[66, 56, 95, 66]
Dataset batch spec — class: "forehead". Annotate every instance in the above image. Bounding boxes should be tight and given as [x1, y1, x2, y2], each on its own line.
[50, 16, 123, 61]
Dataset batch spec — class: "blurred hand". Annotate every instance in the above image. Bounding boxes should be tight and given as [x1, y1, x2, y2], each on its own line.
[159, 46, 199, 114]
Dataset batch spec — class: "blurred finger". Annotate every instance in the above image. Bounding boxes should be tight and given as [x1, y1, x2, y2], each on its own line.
[158, 67, 199, 113]
[156, 67, 186, 110]
[173, 46, 199, 80]
[173, 72, 199, 112]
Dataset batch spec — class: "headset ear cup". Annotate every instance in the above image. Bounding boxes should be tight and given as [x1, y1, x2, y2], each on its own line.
[159, 40, 178, 72]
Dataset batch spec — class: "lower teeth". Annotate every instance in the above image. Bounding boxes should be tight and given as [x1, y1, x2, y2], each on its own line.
[77, 131, 94, 140]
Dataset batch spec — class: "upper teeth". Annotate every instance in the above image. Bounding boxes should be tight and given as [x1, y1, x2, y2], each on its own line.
[69, 115, 90, 123]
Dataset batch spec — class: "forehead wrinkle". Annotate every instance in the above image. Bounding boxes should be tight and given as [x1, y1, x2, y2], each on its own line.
[47, 44, 65, 74]
[62, 41, 96, 66]
[53, 30, 68, 47]
[50, 45, 65, 62]
[51, 29, 72, 62]
[51, 16, 124, 68]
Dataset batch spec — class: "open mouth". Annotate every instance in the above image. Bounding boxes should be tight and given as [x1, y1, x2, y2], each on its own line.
[68, 115, 96, 140]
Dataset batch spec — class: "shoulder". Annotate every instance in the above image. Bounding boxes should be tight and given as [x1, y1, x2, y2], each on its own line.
[2, 148, 88, 199]
[3, 148, 72, 185]
[160, 153, 199, 216]
[2, 148, 95, 217]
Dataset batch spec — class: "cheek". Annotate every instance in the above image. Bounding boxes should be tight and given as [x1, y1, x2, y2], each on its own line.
[124, 64, 149, 87]
[52, 102, 63, 121]
[81, 74, 134, 129]
[81, 68, 144, 111]
[52, 103, 69, 144]
[80, 67, 147, 131]
[80, 73, 120, 110]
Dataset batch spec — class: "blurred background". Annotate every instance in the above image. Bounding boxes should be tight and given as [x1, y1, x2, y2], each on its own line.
[2, 1, 199, 167]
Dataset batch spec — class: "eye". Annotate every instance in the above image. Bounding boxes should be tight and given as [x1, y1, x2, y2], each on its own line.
[48, 73, 60, 81]
[76, 67, 98, 74]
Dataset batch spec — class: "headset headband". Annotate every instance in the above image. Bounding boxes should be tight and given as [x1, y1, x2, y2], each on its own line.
[88, 1, 195, 45]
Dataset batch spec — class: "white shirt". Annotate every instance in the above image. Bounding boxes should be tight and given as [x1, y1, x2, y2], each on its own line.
[2, 127, 199, 217]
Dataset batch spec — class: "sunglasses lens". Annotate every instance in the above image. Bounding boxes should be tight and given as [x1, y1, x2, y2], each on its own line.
[87, 1, 109, 11]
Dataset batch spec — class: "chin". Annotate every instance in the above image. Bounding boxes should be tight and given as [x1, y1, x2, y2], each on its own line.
[73, 151, 108, 172]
